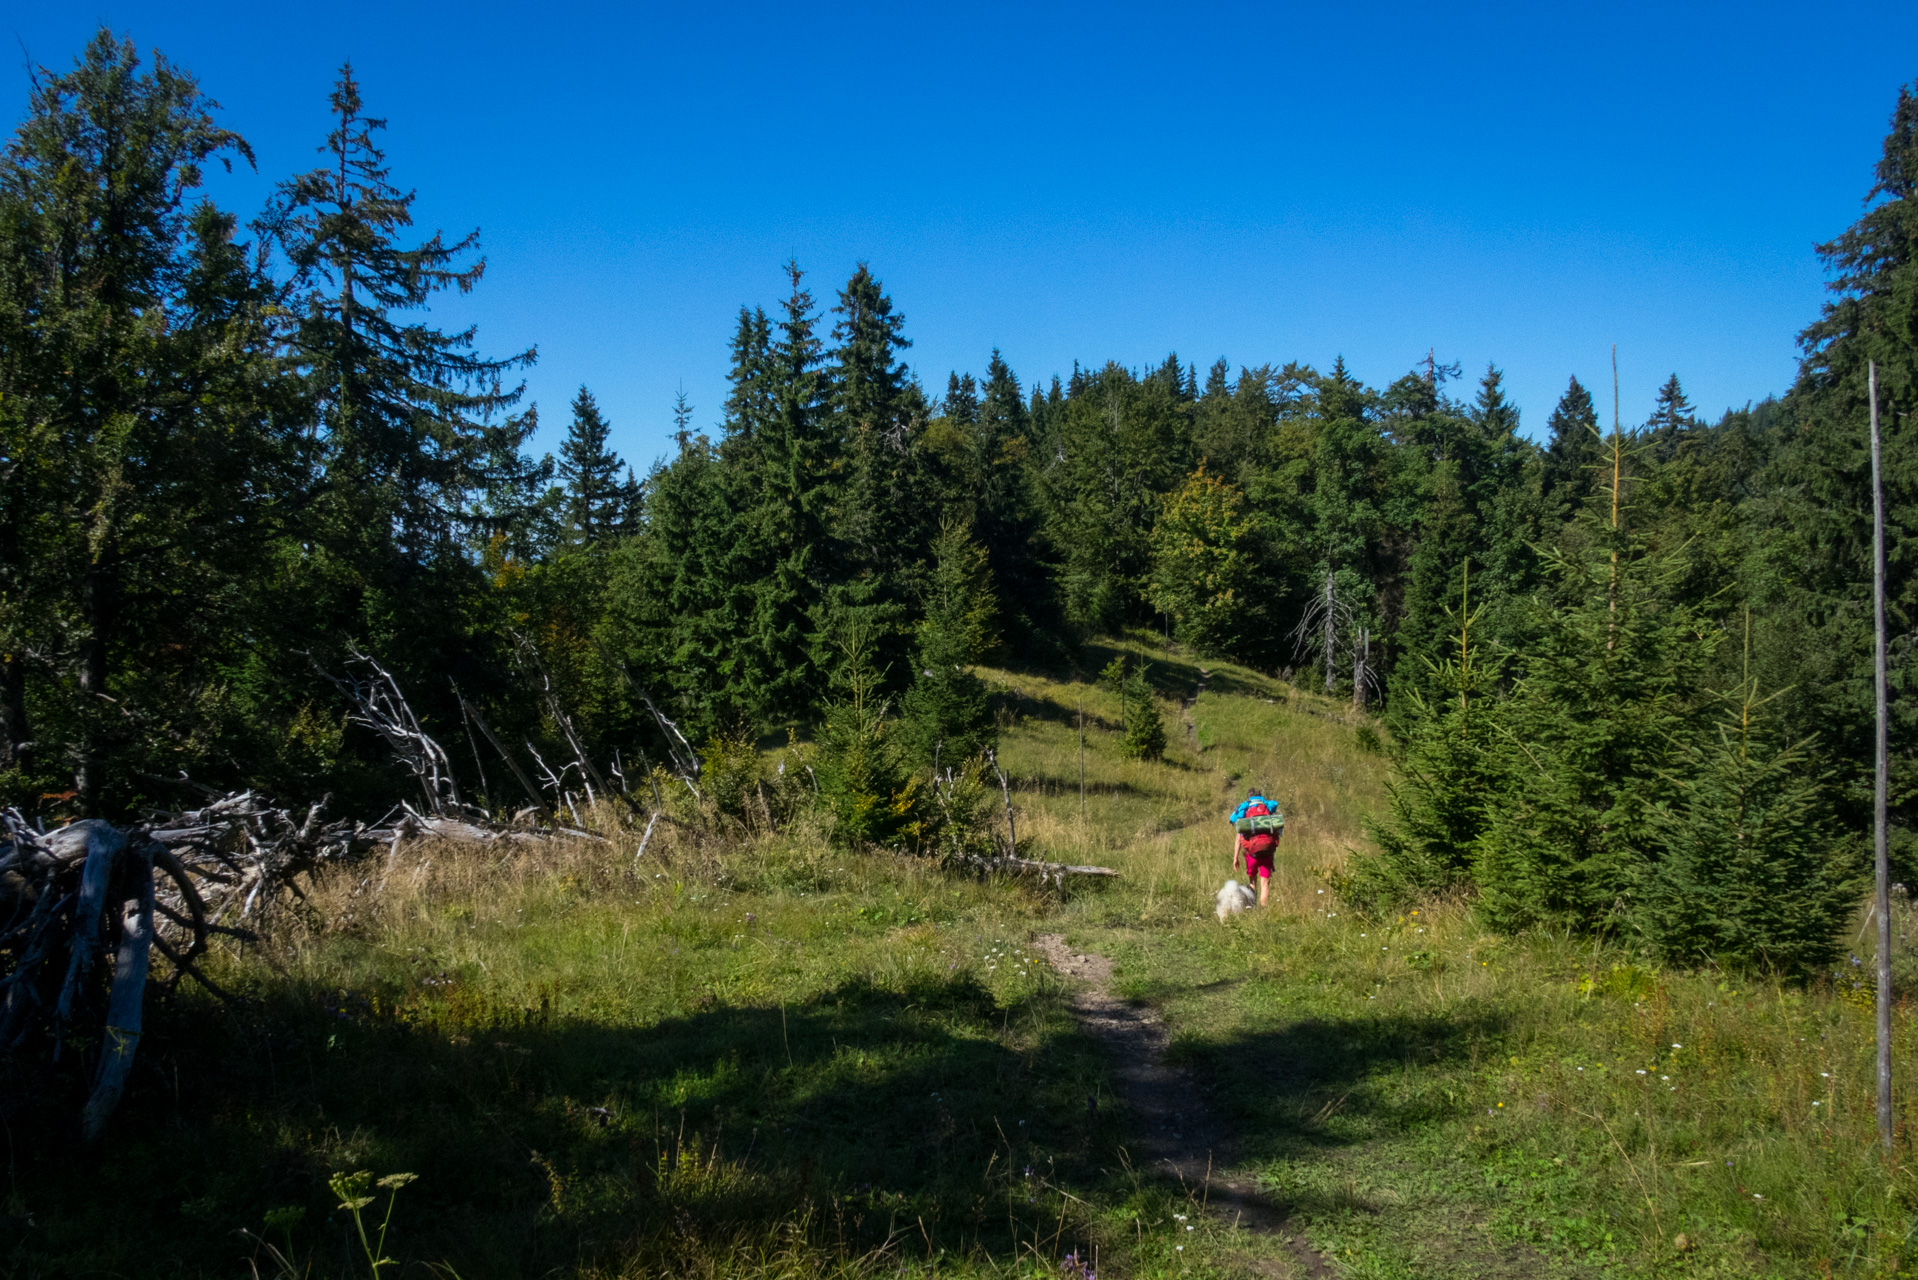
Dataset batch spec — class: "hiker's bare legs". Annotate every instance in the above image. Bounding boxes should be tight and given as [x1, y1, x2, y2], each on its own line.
[1257, 876, 1269, 908]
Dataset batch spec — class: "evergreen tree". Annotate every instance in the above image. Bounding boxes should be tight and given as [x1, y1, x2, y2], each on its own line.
[901, 521, 998, 765]
[1342, 565, 1504, 912]
[1100, 655, 1167, 761]
[944, 371, 979, 426]
[721, 306, 775, 443]
[973, 350, 1054, 647]
[746, 262, 833, 725]
[0, 31, 292, 808]
[266, 63, 537, 561]
[1750, 76, 1918, 877]
[1644, 373, 1697, 462]
[1047, 363, 1193, 635]
[671, 387, 695, 449]
[1636, 626, 1863, 975]
[557, 385, 635, 545]
[816, 622, 917, 846]
[1473, 447, 1714, 932]
[1300, 358, 1386, 695]
[256, 62, 544, 807]
[829, 263, 928, 671]
[1541, 375, 1603, 512]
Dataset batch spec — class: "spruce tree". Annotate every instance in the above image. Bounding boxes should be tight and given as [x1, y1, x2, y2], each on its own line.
[741, 262, 832, 726]
[1473, 434, 1714, 932]
[1047, 363, 1193, 635]
[0, 31, 293, 807]
[1644, 374, 1697, 462]
[901, 521, 998, 766]
[973, 350, 1053, 646]
[944, 372, 979, 426]
[557, 385, 634, 545]
[1343, 565, 1505, 912]
[817, 622, 917, 846]
[1636, 625, 1863, 975]
[1301, 358, 1386, 694]
[828, 263, 928, 673]
[1541, 376, 1603, 513]
[1100, 655, 1168, 761]
[1749, 77, 1918, 876]
[267, 63, 537, 561]
[671, 387, 695, 449]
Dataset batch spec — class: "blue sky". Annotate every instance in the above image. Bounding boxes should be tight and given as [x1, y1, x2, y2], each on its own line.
[11, 2, 1918, 467]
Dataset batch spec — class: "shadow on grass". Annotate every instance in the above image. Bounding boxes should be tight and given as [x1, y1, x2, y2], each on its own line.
[1011, 774, 1155, 799]
[1169, 1006, 1511, 1189]
[11, 974, 1134, 1279]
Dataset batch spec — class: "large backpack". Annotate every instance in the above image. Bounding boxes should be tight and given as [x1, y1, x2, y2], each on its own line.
[1235, 798, 1284, 854]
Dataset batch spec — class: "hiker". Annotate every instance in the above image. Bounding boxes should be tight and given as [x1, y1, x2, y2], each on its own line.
[1227, 789, 1284, 908]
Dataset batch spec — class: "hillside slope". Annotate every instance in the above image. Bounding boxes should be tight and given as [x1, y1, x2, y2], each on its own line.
[12, 638, 1912, 1279]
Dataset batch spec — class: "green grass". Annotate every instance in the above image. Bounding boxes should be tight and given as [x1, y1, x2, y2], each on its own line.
[9, 634, 1917, 1278]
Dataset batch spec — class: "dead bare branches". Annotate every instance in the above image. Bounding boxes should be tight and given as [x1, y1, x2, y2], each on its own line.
[0, 784, 598, 1142]
[314, 649, 463, 815]
[1288, 571, 1381, 708]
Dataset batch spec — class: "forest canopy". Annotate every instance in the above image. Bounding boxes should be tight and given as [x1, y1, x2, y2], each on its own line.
[4, 31, 1916, 971]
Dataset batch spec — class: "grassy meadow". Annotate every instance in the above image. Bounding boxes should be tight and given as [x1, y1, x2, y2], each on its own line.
[9, 637, 1917, 1278]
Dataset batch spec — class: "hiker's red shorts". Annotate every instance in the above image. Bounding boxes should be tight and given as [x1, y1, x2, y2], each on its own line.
[1241, 845, 1274, 880]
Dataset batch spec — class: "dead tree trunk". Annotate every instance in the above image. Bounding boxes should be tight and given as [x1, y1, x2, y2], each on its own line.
[1321, 570, 1337, 693]
[80, 840, 153, 1143]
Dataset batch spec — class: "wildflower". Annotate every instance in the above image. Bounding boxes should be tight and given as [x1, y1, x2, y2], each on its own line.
[1671, 1043, 1681, 1049]
[1637, 1070, 1647, 1075]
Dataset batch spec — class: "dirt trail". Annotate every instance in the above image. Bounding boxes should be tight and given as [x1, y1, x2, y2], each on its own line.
[1033, 933, 1333, 1279]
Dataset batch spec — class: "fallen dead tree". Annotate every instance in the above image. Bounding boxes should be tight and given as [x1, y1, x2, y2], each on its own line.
[0, 646, 657, 1141]
[955, 851, 1122, 888]
[933, 750, 1120, 888]
[0, 789, 598, 1142]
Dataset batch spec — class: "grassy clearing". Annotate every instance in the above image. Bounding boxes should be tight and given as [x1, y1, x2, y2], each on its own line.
[10, 634, 1916, 1278]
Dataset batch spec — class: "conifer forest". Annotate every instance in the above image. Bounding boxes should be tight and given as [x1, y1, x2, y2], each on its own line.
[8, 29, 1918, 1280]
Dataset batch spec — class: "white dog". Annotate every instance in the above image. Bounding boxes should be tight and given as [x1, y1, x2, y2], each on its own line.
[1215, 879, 1257, 922]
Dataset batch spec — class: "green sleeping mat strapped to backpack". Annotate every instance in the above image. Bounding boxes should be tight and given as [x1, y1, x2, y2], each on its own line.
[1235, 812, 1285, 838]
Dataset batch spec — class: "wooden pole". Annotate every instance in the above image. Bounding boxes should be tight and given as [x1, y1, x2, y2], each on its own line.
[1872, 358, 1893, 1152]
[1078, 692, 1086, 818]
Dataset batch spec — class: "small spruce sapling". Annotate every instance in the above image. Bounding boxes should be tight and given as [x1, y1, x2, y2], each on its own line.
[816, 623, 918, 846]
[901, 520, 998, 766]
[1341, 563, 1504, 912]
[1100, 655, 1167, 761]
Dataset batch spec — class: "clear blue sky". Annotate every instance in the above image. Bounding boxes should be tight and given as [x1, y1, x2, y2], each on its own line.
[12, 2, 1918, 468]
